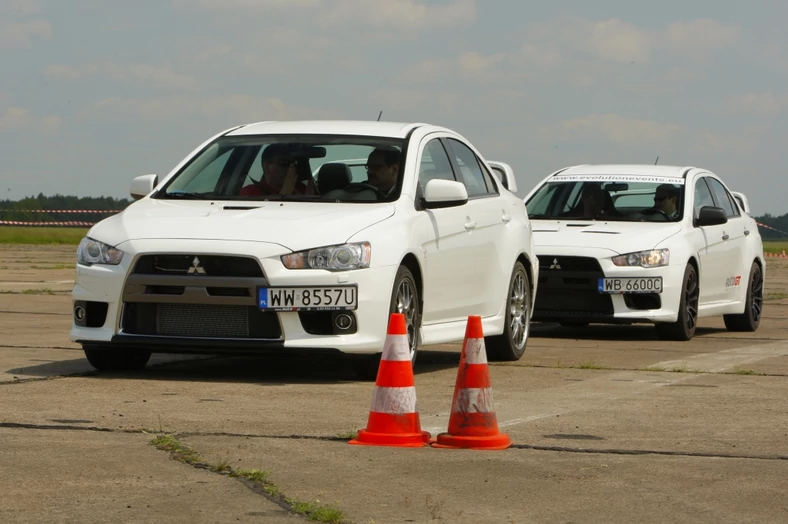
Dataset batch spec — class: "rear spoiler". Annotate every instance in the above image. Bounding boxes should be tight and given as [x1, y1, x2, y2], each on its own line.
[487, 161, 517, 192]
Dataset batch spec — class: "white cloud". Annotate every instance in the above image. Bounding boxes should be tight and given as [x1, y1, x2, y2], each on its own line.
[0, 107, 60, 134]
[172, 0, 319, 8]
[93, 94, 340, 122]
[560, 113, 683, 145]
[556, 113, 756, 154]
[0, 19, 51, 50]
[319, 0, 476, 30]
[728, 93, 788, 115]
[174, 0, 475, 30]
[662, 19, 740, 55]
[518, 16, 740, 66]
[42, 62, 197, 90]
[0, 0, 42, 16]
[402, 51, 507, 84]
[587, 19, 651, 63]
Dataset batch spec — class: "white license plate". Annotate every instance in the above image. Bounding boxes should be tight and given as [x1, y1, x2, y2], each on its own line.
[598, 277, 663, 294]
[258, 286, 358, 311]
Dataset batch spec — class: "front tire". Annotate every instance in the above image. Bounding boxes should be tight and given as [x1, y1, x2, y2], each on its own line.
[352, 265, 421, 381]
[655, 264, 699, 341]
[486, 261, 531, 361]
[83, 347, 151, 371]
[723, 261, 763, 332]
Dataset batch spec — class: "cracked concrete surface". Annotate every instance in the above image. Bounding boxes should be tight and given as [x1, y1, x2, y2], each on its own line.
[1, 247, 788, 523]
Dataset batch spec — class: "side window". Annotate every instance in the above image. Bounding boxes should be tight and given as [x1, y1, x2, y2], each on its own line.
[418, 139, 456, 192]
[446, 138, 497, 198]
[706, 178, 739, 218]
[693, 177, 715, 221]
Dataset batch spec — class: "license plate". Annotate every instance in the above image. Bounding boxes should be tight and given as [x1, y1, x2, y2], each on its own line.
[258, 286, 358, 311]
[598, 277, 663, 294]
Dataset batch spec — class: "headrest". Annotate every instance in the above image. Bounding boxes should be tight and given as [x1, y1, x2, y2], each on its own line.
[316, 163, 352, 193]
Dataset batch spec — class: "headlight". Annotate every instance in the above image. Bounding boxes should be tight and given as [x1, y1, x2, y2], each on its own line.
[77, 237, 124, 266]
[281, 242, 371, 271]
[612, 249, 669, 268]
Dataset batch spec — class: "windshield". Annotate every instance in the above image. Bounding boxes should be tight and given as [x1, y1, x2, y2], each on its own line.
[525, 175, 685, 222]
[155, 134, 406, 203]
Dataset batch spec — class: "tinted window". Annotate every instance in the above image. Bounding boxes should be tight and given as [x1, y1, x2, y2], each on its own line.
[446, 138, 497, 197]
[706, 177, 740, 218]
[693, 178, 715, 220]
[418, 139, 456, 193]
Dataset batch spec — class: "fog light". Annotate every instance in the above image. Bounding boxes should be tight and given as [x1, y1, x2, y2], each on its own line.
[335, 313, 353, 330]
[74, 304, 86, 323]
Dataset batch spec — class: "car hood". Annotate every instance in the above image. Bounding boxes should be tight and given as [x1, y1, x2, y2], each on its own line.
[89, 199, 396, 252]
[531, 220, 683, 255]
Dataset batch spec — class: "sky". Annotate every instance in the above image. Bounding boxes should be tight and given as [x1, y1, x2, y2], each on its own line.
[2, 0, 787, 215]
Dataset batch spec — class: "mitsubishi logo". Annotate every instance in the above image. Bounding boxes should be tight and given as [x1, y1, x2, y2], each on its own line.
[549, 258, 561, 270]
[187, 256, 206, 275]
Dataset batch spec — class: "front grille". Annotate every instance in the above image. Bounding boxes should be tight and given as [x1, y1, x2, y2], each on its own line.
[121, 303, 281, 339]
[535, 255, 613, 318]
[132, 255, 264, 278]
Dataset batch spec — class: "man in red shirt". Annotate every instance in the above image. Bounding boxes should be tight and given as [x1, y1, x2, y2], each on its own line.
[240, 144, 316, 196]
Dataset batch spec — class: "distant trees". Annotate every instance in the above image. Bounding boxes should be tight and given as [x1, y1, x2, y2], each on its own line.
[0, 194, 131, 224]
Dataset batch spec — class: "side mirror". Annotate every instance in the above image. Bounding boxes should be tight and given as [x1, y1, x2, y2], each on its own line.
[695, 205, 727, 227]
[487, 160, 518, 192]
[422, 179, 468, 209]
[130, 174, 158, 200]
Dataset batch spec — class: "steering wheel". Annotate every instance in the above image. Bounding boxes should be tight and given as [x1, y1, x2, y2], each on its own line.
[342, 182, 386, 200]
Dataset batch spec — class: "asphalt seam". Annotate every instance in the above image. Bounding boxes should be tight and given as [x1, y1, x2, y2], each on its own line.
[2, 422, 785, 462]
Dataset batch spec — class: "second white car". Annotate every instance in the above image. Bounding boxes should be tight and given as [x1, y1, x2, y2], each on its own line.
[523, 164, 765, 340]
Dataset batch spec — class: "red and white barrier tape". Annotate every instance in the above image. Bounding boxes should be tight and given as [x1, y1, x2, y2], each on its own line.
[12, 209, 122, 214]
[0, 220, 95, 227]
[756, 222, 788, 236]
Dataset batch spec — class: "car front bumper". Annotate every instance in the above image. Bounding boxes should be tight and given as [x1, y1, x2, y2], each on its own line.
[70, 239, 398, 355]
[532, 247, 686, 324]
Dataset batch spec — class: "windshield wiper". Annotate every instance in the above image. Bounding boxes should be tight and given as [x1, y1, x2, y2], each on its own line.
[163, 192, 211, 199]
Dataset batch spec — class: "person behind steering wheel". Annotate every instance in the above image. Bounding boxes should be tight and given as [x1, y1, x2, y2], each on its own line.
[652, 183, 680, 219]
[341, 146, 400, 201]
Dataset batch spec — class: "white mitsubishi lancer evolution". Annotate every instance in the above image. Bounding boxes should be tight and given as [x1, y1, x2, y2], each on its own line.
[523, 164, 765, 340]
[70, 120, 538, 378]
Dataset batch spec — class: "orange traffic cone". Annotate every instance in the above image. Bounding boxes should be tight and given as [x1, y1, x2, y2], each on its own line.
[432, 315, 511, 450]
[349, 313, 431, 448]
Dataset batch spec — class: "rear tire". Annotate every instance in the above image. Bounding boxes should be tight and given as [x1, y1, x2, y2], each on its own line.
[723, 262, 763, 332]
[486, 261, 531, 361]
[83, 347, 151, 371]
[352, 265, 421, 381]
[655, 264, 699, 341]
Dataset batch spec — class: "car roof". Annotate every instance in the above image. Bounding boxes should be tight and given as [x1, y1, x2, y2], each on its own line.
[553, 164, 696, 178]
[225, 120, 444, 139]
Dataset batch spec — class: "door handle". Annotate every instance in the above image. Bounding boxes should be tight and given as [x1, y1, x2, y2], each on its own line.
[502, 211, 512, 223]
[744, 229, 750, 236]
[722, 233, 729, 241]
[465, 220, 477, 230]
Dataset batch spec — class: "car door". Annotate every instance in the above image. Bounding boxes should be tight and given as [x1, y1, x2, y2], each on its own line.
[705, 176, 748, 303]
[443, 137, 508, 318]
[694, 176, 731, 304]
[416, 136, 479, 324]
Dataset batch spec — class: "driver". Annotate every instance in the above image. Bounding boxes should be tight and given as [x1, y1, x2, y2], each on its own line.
[364, 146, 400, 197]
[653, 184, 680, 219]
[240, 144, 316, 196]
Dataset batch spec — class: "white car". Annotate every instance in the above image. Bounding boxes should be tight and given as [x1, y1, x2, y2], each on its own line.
[522, 164, 765, 340]
[70, 120, 539, 379]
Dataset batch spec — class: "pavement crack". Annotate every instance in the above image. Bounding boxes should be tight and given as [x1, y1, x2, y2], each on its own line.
[514, 443, 788, 461]
[0, 310, 70, 316]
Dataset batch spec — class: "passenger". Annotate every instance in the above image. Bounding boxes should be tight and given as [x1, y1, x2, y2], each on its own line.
[240, 144, 316, 196]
